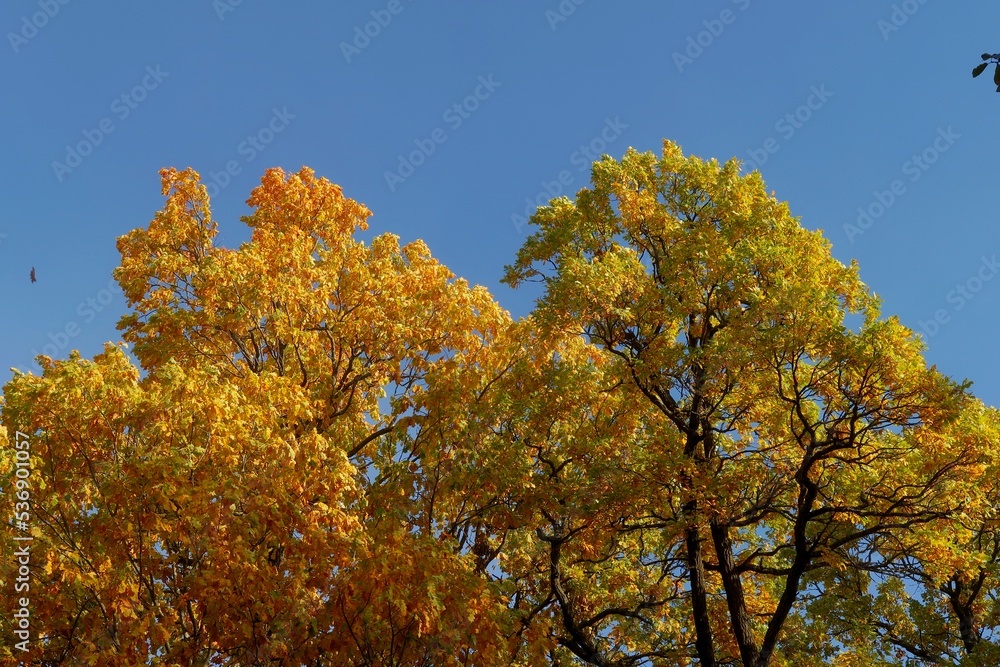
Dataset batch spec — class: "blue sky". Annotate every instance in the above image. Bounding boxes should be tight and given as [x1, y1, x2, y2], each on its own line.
[2, 2, 999, 405]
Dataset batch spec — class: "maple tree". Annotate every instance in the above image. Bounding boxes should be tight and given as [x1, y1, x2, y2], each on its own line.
[1, 145, 999, 666]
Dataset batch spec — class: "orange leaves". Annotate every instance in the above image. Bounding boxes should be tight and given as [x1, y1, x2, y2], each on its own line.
[5, 149, 1000, 665]
[245, 165, 371, 240]
[115, 167, 217, 309]
[0, 164, 519, 666]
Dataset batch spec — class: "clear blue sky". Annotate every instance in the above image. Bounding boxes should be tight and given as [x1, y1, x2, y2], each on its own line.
[2, 2, 999, 404]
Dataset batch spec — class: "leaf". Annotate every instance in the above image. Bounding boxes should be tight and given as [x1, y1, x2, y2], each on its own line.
[973, 62, 989, 78]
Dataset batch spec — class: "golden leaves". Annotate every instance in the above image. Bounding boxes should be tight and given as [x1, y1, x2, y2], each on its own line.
[494, 140, 1000, 665]
[4, 146, 1000, 666]
[0, 165, 516, 666]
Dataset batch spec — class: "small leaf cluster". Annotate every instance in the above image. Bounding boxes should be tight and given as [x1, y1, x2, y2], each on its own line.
[971, 52, 1000, 91]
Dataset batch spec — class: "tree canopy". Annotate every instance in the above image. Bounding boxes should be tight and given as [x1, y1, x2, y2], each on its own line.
[3, 144, 1000, 666]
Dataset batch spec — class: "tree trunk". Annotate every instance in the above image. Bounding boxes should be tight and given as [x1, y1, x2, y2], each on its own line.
[711, 519, 760, 667]
[685, 514, 716, 667]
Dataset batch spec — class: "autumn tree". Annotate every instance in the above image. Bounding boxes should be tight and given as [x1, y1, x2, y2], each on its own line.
[2, 146, 998, 667]
[0, 167, 512, 666]
[494, 140, 987, 666]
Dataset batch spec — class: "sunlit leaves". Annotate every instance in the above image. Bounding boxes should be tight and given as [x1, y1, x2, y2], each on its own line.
[0, 167, 510, 666]
[499, 140, 990, 666]
[1, 148, 997, 667]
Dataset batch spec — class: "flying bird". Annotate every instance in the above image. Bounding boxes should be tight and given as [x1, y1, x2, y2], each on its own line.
[30, 267, 36, 283]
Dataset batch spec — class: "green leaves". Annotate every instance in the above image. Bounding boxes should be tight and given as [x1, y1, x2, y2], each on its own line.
[973, 62, 988, 78]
